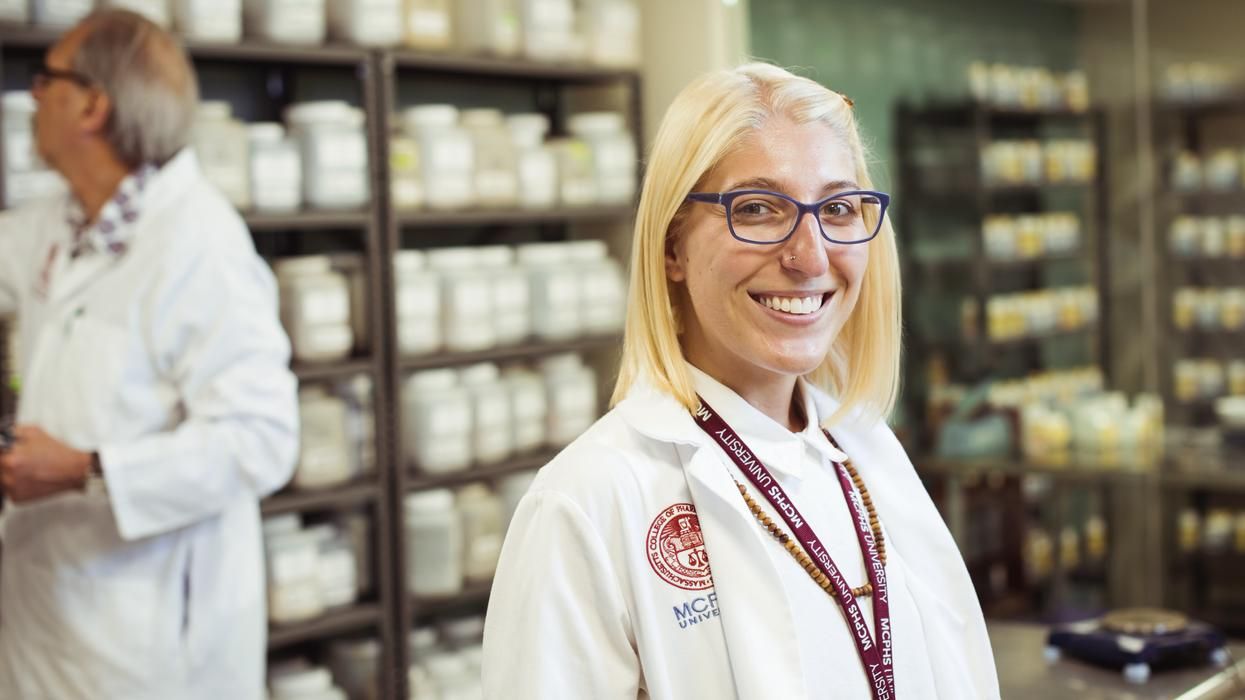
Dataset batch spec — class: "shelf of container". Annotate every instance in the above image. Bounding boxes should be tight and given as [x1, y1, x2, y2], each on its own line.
[918, 455, 1155, 485]
[261, 479, 379, 517]
[407, 449, 557, 492]
[390, 50, 638, 83]
[397, 206, 633, 228]
[400, 335, 621, 372]
[293, 357, 375, 382]
[245, 209, 372, 232]
[411, 583, 493, 619]
[267, 602, 383, 650]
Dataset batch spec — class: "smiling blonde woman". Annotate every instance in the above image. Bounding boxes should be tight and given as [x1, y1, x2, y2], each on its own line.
[482, 63, 1000, 700]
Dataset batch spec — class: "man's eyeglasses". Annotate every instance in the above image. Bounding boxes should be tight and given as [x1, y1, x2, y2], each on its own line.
[684, 189, 891, 245]
[32, 64, 95, 91]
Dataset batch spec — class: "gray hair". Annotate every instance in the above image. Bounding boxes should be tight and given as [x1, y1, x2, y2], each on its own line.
[71, 9, 199, 168]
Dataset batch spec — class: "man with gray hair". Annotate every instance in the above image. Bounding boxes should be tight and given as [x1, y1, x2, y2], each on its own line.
[0, 10, 298, 699]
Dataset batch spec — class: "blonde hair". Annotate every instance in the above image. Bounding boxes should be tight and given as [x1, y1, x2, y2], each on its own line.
[611, 62, 902, 425]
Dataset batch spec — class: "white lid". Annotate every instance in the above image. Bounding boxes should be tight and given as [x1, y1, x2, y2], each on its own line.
[286, 100, 354, 127]
[263, 513, 303, 538]
[248, 122, 286, 144]
[423, 652, 468, 680]
[2, 91, 36, 114]
[455, 482, 492, 503]
[409, 626, 439, 655]
[425, 247, 478, 271]
[403, 104, 459, 129]
[404, 488, 456, 513]
[270, 667, 332, 696]
[460, 108, 505, 128]
[440, 615, 486, 645]
[405, 368, 458, 393]
[473, 245, 513, 268]
[327, 637, 382, 661]
[506, 113, 550, 135]
[273, 255, 333, 277]
[394, 250, 426, 273]
[568, 111, 626, 135]
[460, 362, 500, 386]
[515, 242, 570, 265]
[303, 523, 339, 545]
[564, 240, 608, 262]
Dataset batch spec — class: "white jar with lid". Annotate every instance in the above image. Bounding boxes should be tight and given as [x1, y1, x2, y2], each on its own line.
[502, 368, 547, 453]
[565, 240, 625, 334]
[3, 92, 40, 174]
[295, 386, 352, 489]
[265, 530, 324, 624]
[541, 353, 598, 447]
[497, 468, 538, 528]
[548, 137, 597, 207]
[521, 0, 580, 61]
[404, 489, 464, 597]
[192, 101, 251, 210]
[248, 122, 302, 213]
[327, 0, 402, 45]
[327, 637, 381, 700]
[394, 250, 442, 356]
[286, 101, 370, 210]
[475, 246, 530, 345]
[270, 665, 333, 697]
[0, 0, 25, 21]
[174, 0, 242, 42]
[456, 484, 505, 584]
[427, 247, 496, 352]
[403, 0, 453, 50]
[403, 105, 475, 211]
[390, 134, 425, 210]
[306, 524, 358, 608]
[583, 0, 639, 67]
[456, 0, 521, 56]
[244, 0, 326, 44]
[424, 653, 475, 700]
[568, 112, 636, 206]
[332, 375, 375, 476]
[461, 108, 519, 208]
[507, 113, 559, 210]
[31, 0, 92, 27]
[327, 253, 370, 354]
[99, 0, 170, 26]
[403, 369, 473, 473]
[275, 256, 355, 363]
[517, 243, 581, 341]
[460, 363, 513, 465]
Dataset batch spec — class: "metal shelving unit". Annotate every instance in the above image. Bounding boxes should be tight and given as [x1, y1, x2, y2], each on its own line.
[399, 334, 621, 371]
[268, 603, 384, 651]
[406, 449, 559, 493]
[261, 479, 380, 517]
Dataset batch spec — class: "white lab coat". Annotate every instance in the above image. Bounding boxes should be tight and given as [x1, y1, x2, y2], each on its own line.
[483, 370, 1000, 699]
[0, 150, 299, 700]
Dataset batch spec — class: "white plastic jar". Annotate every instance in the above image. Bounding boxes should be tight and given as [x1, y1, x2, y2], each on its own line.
[327, 0, 402, 45]
[541, 353, 598, 447]
[427, 247, 496, 352]
[275, 256, 355, 363]
[456, 484, 505, 584]
[568, 112, 637, 206]
[174, 0, 242, 42]
[548, 137, 597, 207]
[270, 666, 333, 698]
[456, 0, 521, 56]
[390, 134, 424, 210]
[31, 0, 92, 27]
[460, 363, 513, 465]
[582, 0, 639, 67]
[502, 368, 547, 453]
[404, 489, 464, 597]
[565, 240, 625, 335]
[393, 250, 442, 356]
[403, 105, 475, 211]
[403, 369, 473, 473]
[192, 101, 251, 210]
[244, 0, 326, 45]
[327, 253, 370, 355]
[248, 122, 302, 213]
[286, 101, 370, 211]
[475, 246, 530, 345]
[99, 0, 170, 26]
[327, 638, 381, 700]
[295, 386, 352, 489]
[403, 0, 453, 50]
[507, 113, 558, 210]
[521, 0, 580, 61]
[516, 243, 581, 341]
[265, 530, 325, 624]
[461, 108, 519, 208]
[307, 524, 358, 608]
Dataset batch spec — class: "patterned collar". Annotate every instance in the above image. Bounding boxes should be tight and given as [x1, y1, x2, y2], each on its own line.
[67, 164, 157, 259]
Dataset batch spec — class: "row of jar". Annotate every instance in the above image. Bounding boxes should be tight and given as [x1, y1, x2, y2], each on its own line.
[409, 618, 486, 700]
[982, 212, 1081, 261]
[1173, 358, 1245, 403]
[966, 62, 1091, 113]
[1169, 215, 1245, 258]
[962, 286, 1099, 342]
[1024, 518, 1109, 583]
[1170, 149, 1245, 192]
[269, 632, 389, 700]
[403, 356, 596, 473]
[2, 92, 64, 207]
[980, 140, 1097, 186]
[275, 242, 625, 365]
[293, 377, 375, 491]
[0, 0, 641, 67]
[405, 474, 535, 598]
[262, 512, 372, 625]
[926, 366, 1105, 430]
[1172, 287, 1245, 331]
[1161, 62, 1238, 105]
[392, 106, 636, 211]
[1019, 392, 1165, 460]
[1176, 508, 1245, 554]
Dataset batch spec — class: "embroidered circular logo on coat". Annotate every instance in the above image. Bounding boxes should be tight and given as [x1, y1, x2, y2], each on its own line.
[646, 503, 713, 590]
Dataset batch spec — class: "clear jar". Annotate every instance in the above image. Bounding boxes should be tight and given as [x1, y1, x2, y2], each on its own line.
[507, 113, 559, 210]
[516, 243, 581, 341]
[502, 368, 547, 454]
[565, 240, 625, 335]
[286, 101, 370, 210]
[332, 374, 376, 477]
[99, 0, 170, 26]
[583, 0, 639, 68]
[174, 0, 242, 42]
[568, 112, 637, 206]
[521, 0, 580, 61]
[295, 386, 352, 489]
[394, 250, 442, 356]
[403, 105, 475, 211]
[541, 354, 597, 447]
[475, 246, 530, 345]
[461, 108, 519, 208]
[403, 369, 473, 473]
[192, 101, 251, 210]
[456, 0, 521, 56]
[307, 524, 359, 608]
[427, 247, 496, 352]
[328, 0, 402, 45]
[461, 363, 513, 465]
[456, 484, 505, 584]
[31, 0, 92, 27]
[548, 137, 597, 207]
[248, 123, 302, 213]
[244, 0, 326, 44]
[265, 530, 324, 624]
[275, 256, 355, 363]
[390, 134, 424, 210]
[404, 489, 464, 597]
[403, 0, 453, 50]
[327, 638, 381, 700]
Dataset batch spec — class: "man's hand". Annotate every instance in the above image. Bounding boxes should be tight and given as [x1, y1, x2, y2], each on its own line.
[0, 425, 92, 503]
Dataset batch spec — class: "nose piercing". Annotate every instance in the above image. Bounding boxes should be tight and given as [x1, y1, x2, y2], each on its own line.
[787, 255, 797, 262]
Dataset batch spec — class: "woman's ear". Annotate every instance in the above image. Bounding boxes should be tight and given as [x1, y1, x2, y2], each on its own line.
[665, 234, 686, 283]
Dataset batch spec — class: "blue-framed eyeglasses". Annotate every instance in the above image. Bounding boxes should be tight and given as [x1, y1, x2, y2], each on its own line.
[685, 189, 891, 245]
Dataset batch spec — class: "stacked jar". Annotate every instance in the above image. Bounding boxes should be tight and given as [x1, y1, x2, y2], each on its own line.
[426, 247, 496, 352]
[460, 363, 513, 465]
[403, 369, 473, 473]
[520, 0, 579, 61]
[402, 105, 475, 211]
[286, 101, 370, 210]
[507, 113, 559, 210]
[568, 111, 637, 205]
[502, 368, 548, 453]
[264, 516, 363, 624]
[565, 240, 626, 335]
[540, 353, 598, 447]
[456, 0, 521, 57]
[274, 256, 355, 363]
[516, 243, 581, 341]
[476, 246, 531, 345]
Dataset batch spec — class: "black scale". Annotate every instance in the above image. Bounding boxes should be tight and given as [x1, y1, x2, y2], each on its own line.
[1045, 608, 1230, 684]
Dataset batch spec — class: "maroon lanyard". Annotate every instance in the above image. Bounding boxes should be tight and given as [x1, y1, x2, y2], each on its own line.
[693, 397, 896, 700]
